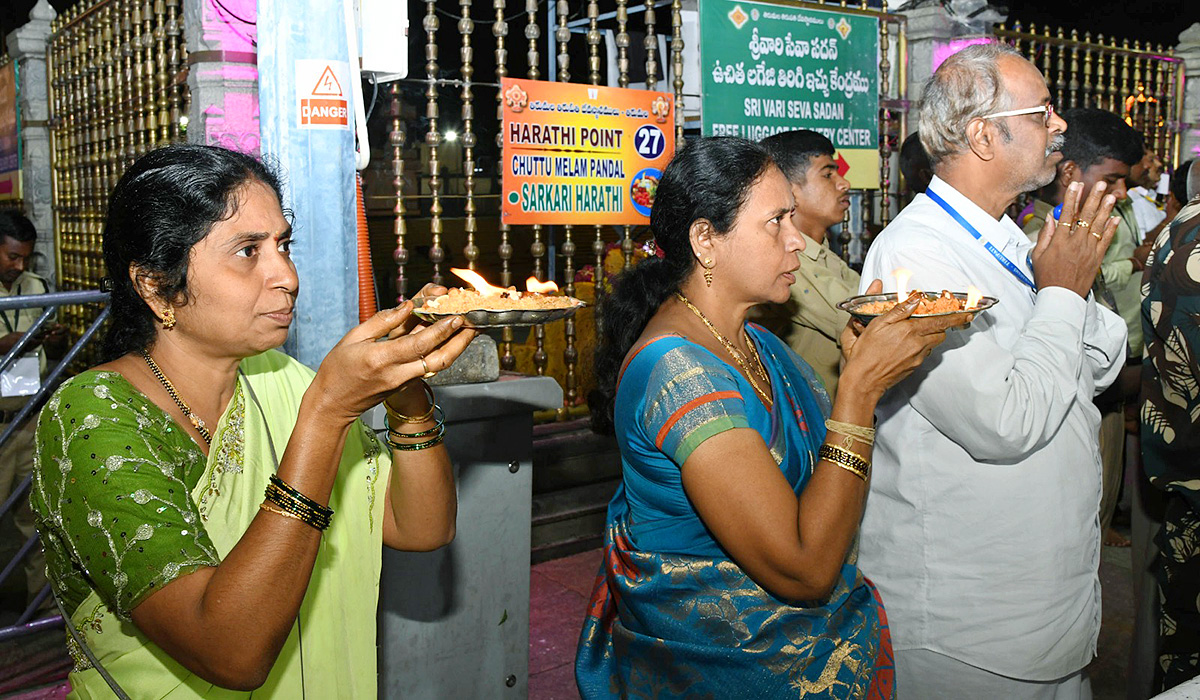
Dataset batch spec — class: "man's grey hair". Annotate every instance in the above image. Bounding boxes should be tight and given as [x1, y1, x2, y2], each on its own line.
[1189, 158, 1200, 202]
[918, 42, 1024, 166]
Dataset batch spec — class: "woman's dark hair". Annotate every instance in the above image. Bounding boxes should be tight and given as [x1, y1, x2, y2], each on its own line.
[590, 137, 774, 434]
[101, 144, 284, 361]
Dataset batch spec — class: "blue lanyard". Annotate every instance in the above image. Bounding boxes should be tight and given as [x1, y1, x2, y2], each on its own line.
[925, 187, 1038, 293]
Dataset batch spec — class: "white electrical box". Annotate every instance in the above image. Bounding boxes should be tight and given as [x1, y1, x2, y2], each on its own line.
[359, 0, 408, 80]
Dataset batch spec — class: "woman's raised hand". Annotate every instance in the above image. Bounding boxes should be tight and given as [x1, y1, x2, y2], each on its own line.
[838, 279, 970, 402]
[311, 286, 477, 424]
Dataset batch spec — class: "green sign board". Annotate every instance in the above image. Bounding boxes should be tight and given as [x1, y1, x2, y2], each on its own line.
[699, 0, 881, 188]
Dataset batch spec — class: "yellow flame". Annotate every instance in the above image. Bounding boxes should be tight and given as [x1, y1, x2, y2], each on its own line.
[525, 277, 559, 294]
[894, 268, 913, 303]
[451, 267, 508, 296]
[966, 285, 983, 309]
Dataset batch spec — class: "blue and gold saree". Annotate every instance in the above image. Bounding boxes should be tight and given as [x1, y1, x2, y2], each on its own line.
[576, 325, 894, 698]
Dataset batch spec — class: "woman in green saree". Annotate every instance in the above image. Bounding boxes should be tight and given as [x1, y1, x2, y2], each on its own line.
[30, 144, 475, 698]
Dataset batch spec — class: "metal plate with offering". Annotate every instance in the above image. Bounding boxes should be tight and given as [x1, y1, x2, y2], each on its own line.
[412, 268, 586, 329]
[837, 289, 997, 327]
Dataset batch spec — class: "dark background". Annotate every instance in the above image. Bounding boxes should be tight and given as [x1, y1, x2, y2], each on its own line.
[3, 0, 1200, 52]
[2, 0, 75, 45]
[1003, 0, 1200, 48]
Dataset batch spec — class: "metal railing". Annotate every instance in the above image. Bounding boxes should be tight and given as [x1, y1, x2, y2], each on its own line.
[48, 0, 187, 369]
[381, 0, 907, 419]
[994, 22, 1184, 166]
[0, 289, 109, 642]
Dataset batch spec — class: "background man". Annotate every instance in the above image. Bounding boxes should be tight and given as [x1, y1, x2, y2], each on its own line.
[1127, 147, 1171, 242]
[757, 129, 859, 396]
[0, 211, 63, 612]
[857, 43, 1126, 697]
[1140, 159, 1200, 693]
[1021, 107, 1143, 549]
[899, 131, 934, 196]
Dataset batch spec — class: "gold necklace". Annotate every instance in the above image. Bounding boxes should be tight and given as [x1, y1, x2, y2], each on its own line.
[141, 350, 212, 445]
[741, 327, 770, 385]
[675, 292, 772, 406]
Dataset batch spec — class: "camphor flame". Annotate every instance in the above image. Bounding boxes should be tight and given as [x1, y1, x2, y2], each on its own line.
[451, 268, 509, 296]
[525, 277, 559, 294]
[966, 285, 983, 309]
[453, 267, 561, 296]
[894, 268, 913, 303]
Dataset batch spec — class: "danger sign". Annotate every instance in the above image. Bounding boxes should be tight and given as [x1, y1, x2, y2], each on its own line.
[296, 60, 351, 130]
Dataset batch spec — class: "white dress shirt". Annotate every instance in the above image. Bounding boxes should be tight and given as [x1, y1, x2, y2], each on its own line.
[856, 176, 1126, 681]
[1128, 185, 1166, 237]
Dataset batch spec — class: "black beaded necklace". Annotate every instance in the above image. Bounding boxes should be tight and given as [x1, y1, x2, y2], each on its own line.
[140, 350, 212, 445]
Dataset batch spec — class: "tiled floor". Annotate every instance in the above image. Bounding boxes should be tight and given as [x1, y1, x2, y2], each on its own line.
[529, 545, 1138, 700]
[529, 548, 602, 700]
[0, 537, 1145, 700]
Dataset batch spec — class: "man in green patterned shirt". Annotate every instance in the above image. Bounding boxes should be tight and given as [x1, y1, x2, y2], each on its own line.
[1141, 160, 1200, 693]
[758, 130, 859, 397]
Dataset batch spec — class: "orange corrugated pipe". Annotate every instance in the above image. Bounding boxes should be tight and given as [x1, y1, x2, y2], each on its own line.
[356, 172, 378, 322]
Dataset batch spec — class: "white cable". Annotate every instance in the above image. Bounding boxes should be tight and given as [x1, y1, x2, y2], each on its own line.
[344, 0, 370, 171]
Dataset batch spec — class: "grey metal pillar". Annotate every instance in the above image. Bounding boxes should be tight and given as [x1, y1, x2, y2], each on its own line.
[900, 3, 959, 107]
[378, 376, 563, 699]
[1178, 23, 1200, 162]
[6, 0, 56, 280]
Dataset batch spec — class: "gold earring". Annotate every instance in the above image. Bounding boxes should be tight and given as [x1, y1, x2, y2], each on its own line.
[702, 258, 714, 288]
[161, 308, 176, 329]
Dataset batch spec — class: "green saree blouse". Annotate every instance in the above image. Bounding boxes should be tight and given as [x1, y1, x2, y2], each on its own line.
[31, 350, 389, 699]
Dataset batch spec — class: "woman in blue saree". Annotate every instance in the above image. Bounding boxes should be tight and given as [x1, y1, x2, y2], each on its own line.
[578, 137, 968, 698]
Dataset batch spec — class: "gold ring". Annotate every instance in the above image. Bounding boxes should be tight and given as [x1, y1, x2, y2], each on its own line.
[1075, 220, 1090, 229]
[1090, 230, 1102, 239]
[420, 357, 437, 378]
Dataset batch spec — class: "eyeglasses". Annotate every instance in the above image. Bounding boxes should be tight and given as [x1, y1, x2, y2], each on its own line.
[980, 103, 1056, 127]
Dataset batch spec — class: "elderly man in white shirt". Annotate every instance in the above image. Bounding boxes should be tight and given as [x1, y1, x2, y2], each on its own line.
[857, 43, 1127, 699]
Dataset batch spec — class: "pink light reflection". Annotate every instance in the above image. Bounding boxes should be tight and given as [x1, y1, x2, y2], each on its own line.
[932, 36, 996, 72]
[202, 0, 256, 53]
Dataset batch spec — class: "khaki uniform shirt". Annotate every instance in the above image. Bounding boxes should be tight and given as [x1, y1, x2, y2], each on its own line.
[1021, 198, 1055, 242]
[781, 232, 860, 397]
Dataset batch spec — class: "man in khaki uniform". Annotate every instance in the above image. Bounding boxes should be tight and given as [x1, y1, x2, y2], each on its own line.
[0, 212, 63, 610]
[758, 129, 858, 396]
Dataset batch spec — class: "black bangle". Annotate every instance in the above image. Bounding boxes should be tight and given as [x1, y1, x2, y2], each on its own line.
[265, 484, 333, 527]
[387, 431, 446, 452]
[262, 490, 332, 530]
[267, 475, 334, 520]
[259, 502, 328, 531]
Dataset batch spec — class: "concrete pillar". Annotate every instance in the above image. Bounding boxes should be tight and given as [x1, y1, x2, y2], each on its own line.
[1177, 23, 1200, 161]
[183, 0, 259, 154]
[901, 4, 960, 108]
[6, 0, 56, 283]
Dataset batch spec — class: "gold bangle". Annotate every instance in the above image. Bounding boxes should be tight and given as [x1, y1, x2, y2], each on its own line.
[385, 381, 436, 423]
[824, 419, 875, 449]
[259, 502, 324, 531]
[818, 444, 871, 482]
[267, 475, 334, 519]
[264, 486, 332, 529]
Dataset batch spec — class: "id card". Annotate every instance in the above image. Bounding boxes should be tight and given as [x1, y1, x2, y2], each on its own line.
[1, 355, 41, 397]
